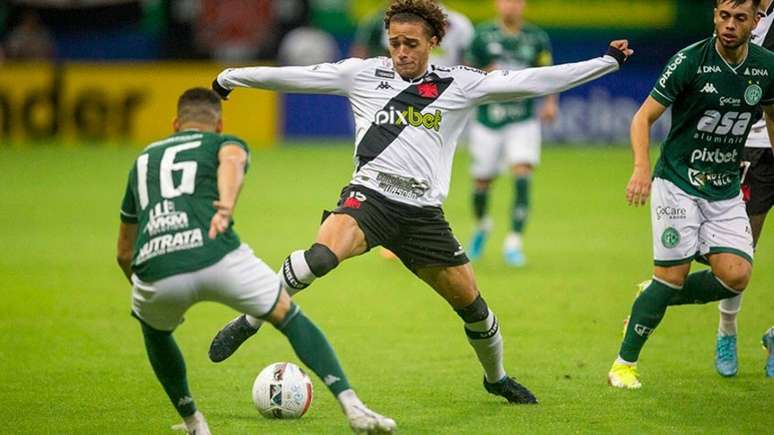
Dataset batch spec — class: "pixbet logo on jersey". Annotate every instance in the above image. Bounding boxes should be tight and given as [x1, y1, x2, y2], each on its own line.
[374, 106, 443, 131]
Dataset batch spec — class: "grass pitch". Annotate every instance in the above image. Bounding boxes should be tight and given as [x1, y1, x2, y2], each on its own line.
[1, 144, 772, 434]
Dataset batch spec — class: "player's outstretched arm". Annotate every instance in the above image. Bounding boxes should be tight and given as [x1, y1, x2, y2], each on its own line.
[466, 40, 633, 105]
[627, 96, 667, 207]
[116, 222, 137, 283]
[209, 144, 248, 239]
[763, 104, 774, 154]
[212, 58, 364, 100]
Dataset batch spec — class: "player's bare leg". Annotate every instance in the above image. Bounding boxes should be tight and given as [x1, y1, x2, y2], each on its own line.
[416, 263, 537, 403]
[504, 163, 533, 267]
[209, 214, 368, 362]
[469, 178, 494, 261]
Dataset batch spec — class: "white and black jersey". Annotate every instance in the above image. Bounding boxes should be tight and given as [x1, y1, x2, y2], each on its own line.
[218, 55, 619, 207]
[747, 1, 774, 148]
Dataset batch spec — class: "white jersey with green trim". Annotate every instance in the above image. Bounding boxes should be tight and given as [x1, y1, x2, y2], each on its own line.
[747, 1, 774, 148]
[217, 55, 619, 207]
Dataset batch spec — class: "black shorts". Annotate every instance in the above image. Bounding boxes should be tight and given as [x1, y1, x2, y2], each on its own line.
[325, 184, 469, 272]
[742, 147, 774, 216]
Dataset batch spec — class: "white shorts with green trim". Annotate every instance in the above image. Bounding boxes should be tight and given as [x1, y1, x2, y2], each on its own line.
[131, 244, 281, 331]
[470, 119, 541, 179]
[651, 178, 753, 267]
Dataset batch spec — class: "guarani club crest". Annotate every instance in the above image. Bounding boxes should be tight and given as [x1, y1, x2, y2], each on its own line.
[661, 227, 680, 249]
[744, 83, 763, 105]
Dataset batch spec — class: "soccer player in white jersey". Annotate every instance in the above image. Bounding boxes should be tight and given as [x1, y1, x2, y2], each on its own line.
[714, 0, 774, 378]
[209, 0, 631, 404]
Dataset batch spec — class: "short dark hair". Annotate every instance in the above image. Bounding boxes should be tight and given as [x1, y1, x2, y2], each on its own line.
[177, 87, 221, 124]
[384, 0, 447, 43]
[715, 0, 762, 11]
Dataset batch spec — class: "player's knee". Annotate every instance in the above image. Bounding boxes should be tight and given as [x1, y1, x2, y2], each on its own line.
[454, 295, 489, 323]
[305, 243, 339, 277]
[714, 263, 752, 292]
[280, 243, 339, 291]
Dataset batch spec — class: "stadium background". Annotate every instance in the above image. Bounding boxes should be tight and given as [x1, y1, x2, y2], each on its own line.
[2, 1, 773, 434]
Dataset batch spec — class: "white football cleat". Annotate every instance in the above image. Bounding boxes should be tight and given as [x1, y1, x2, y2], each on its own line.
[171, 411, 211, 435]
[346, 404, 396, 434]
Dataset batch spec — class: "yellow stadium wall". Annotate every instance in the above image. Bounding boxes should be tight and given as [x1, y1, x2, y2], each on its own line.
[0, 63, 277, 147]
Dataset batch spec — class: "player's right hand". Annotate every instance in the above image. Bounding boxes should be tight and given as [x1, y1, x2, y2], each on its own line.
[212, 78, 232, 101]
[626, 166, 651, 207]
[208, 201, 233, 239]
[606, 40, 634, 66]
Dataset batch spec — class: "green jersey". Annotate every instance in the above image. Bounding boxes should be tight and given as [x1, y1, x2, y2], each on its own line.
[467, 21, 553, 127]
[650, 37, 774, 200]
[120, 131, 250, 282]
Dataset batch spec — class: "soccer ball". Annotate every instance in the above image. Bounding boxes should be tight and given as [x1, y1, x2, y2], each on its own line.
[252, 362, 313, 419]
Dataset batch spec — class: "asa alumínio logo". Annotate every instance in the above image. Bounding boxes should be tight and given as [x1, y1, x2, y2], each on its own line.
[744, 84, 763, 105]
[661, 227, 681, 249]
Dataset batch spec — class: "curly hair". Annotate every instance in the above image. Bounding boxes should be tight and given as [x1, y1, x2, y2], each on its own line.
[384, 0, 448, 43]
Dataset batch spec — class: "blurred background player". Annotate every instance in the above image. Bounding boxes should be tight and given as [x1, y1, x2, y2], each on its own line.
[116, 88, 395, 434]
[466, 0, 557, 266]
[714, 0, 774, 378]
[350, 0, 473, 65]
[608, 0, 774, 389]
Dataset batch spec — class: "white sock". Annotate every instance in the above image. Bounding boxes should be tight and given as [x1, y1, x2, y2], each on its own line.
[465, 309, 506, 383]
[615, 356, 636, 366]
[183, 411, 204, 427]
[478, 216, 493, 232]
[337, 389, 364, 416]
[718, 294, 742, 336]
[504, 232, 522, 250]
[245, 314, 263, 329]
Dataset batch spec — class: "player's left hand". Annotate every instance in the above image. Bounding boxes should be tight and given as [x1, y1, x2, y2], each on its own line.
[209, 201, 233, 239]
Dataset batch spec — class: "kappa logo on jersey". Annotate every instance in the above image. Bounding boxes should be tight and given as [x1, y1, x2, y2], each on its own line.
[376, 81, 392, 90]
[374, 106, 443, 131]
[659, 52, 687, 87]
[700, 82, 718, 94]
[417, 82, 439, 98]
[744, 67, 769, 77]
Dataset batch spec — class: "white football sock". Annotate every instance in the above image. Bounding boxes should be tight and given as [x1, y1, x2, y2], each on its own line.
[615, 356, 637, 366]
[465, 309, 506, 383]
[718, 294, 742, 336]
[245, 314, 263, 329]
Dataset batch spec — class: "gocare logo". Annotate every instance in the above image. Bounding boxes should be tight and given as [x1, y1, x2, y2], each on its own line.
[374, 106, 443, 131]
[719, 97, 741, 107]
[659, 52, 687, 87]
[656, 206, 687, 220]
[690, 147, 738, 164]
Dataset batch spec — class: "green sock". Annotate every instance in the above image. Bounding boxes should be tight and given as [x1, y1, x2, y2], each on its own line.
[668, 270, 739, 305]
[279, 304, 351, 396]
[139, 321, 197, 418]
[512, 176, 530, 233]
[473, 187, 489, 222]
[618, 280, 674, 363]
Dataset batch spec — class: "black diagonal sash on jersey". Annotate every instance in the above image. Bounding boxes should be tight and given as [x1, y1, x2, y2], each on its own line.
[356, 76, 454, 170]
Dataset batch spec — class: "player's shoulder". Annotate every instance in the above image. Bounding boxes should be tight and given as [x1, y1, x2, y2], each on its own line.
[215, 132, 249, 149]
[674, 37, 712, 60]
[521, 21, 548, 37]
[748, 42, 774, 65]
[473, 20, 499, 35]
[435, 64, 488, 83]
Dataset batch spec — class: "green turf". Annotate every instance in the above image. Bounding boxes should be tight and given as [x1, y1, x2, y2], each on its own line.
[1, 144, 772, 434]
